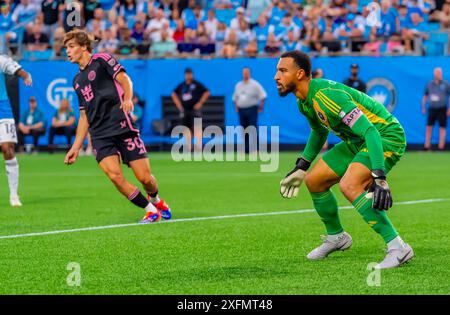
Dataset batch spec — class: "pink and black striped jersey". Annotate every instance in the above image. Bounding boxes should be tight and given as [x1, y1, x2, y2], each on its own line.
[73, 53, 139, 139]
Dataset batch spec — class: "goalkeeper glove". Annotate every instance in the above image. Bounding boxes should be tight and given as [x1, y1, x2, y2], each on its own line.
[368, 169, 393, 211]
[280, 157, 310, 199]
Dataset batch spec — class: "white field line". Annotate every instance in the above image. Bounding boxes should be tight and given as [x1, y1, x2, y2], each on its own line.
[0, 198, 447, 240]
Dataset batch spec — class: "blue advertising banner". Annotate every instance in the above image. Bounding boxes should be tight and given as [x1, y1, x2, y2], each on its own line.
[19, 56, 450, 145]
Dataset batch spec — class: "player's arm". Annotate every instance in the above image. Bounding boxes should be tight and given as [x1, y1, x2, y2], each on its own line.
[0, 55, 32, 86]
[280, 115, 329, 199]
[339, 101, 392, 210]
[64, 110, 89, 165]
[194, 85, 210, 111]
[115, 71, 134, 113]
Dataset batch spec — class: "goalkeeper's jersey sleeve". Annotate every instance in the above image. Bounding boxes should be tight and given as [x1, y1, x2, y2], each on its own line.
[298, 79, 406, 170]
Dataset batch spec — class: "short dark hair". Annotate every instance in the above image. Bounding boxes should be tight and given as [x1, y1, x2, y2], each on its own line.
[185, 67, 193, 73]
[280, 50, 312, 77]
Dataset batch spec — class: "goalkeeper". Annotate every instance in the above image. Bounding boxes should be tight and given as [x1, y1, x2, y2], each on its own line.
[275, 51, 414, 269]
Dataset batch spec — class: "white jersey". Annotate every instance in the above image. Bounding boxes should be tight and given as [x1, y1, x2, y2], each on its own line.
[0, 54, 21, 142]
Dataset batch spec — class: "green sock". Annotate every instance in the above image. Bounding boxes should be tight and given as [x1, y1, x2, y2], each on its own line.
[311, 190, 343, 235]
[353, 192, 398, 243]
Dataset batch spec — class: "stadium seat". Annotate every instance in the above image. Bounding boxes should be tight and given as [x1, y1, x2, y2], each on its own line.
[424, 32, 449, 56]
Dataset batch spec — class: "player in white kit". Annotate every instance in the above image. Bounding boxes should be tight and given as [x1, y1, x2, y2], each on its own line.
[0, 54, 32, 206]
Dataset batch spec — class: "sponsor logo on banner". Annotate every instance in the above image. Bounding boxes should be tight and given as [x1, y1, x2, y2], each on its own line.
[46, 78, 76, 109]
[367, 77, 397, 113]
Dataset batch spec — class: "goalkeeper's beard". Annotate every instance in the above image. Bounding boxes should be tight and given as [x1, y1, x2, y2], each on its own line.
[277, 82, 296, 97]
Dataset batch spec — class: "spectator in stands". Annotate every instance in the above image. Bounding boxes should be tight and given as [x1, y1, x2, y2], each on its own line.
[18, 96, 46, 153]
[130, 93, 144, 131]
[173, 18, 186, 42]
[146, 7, 169, 42]
[379, 0, 400, 37]
[236, 19, 252, 51]
[244, 39, 258, 57]
[171, 67, 210, 152]
[230, 6, 249, 29]
[117, 0, 138, 25]
[204, 9, 219, 39]
[430, 1, 450, 28]
[282, 29, 303, 51]
[214, 0, 234, 10]
[264, 31, 282, 56]
[86, 8, 111, 33]
[150, 28, 178, 57]
[131, 19, 145, 42]
[48, 98, 76, 152]
[247, 0, 271, 26]
[40, 0, 61, 37]
[402, 12, 430, 52]
[196, 33, 216, 56]
[83, 0, 101, 23]
[51, 26, 66, 58]
[312, 68, 324, 79]
[252, 14, 270, 53]
[333, 13, 365, 43]
[214, 21, 227, 54]
[232, 67, 267, 153]
[222, 27, 239, 57]
[362, 27, 384, 55]
[178, 28, 198, 55]
[343, 63, 367, 93]
[0, 3, 17, 49]
[24, 23, 50, 51]
[422, 67, 450, 151]
[267, 0, 287, 26]
[11, 0, 39, 24]
[97, 28, 120, 54]
[117, 26, 138, 55]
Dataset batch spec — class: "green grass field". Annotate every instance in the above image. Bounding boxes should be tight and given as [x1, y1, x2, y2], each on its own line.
[0, 151, 449, 294]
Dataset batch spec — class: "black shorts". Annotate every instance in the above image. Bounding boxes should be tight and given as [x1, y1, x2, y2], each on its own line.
[182, 110, 202, 130]
[427, 108, 447, 128]
[92, 131, 147, 165]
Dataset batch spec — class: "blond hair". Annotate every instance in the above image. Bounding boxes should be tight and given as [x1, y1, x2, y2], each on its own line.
[63, 29, 95, 52]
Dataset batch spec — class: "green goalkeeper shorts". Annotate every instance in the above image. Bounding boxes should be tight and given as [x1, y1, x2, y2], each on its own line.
[322, 136, 406, 177]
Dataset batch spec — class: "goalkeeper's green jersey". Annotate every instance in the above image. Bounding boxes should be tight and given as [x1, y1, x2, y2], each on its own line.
[297, 78, 406, 170]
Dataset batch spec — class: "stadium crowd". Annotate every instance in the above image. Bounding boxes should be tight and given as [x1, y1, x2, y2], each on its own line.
[0, 0, 449, 58]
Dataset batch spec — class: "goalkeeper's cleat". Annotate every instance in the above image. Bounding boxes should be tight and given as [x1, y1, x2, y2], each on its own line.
[307, 232, 353, 260]
[10, 195, 22, 207]
[375, 244, 414, 269]
[139, 211, 161, 224]
[151, 198, 172, 220]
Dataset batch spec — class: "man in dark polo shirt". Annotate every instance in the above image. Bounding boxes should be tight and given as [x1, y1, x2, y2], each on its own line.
[422, 67, 450, 151]
[343, 63, 366, 93]
[171, 68, 210, 152]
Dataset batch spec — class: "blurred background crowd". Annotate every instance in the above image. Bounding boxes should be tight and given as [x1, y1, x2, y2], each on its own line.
[0, 0, 449, 59]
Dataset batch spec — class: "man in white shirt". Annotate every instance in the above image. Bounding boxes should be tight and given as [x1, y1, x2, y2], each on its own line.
[145, 7, 169, 42]
[232, 67, 267, 153]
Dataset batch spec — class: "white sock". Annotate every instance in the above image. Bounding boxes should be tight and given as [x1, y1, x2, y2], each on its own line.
[144, 202, 158, 213]
[5, 157, 19, 197]
[387, 236, 407, 250]
[149, 194, 160, 204]
[327, 231, 345, 241]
